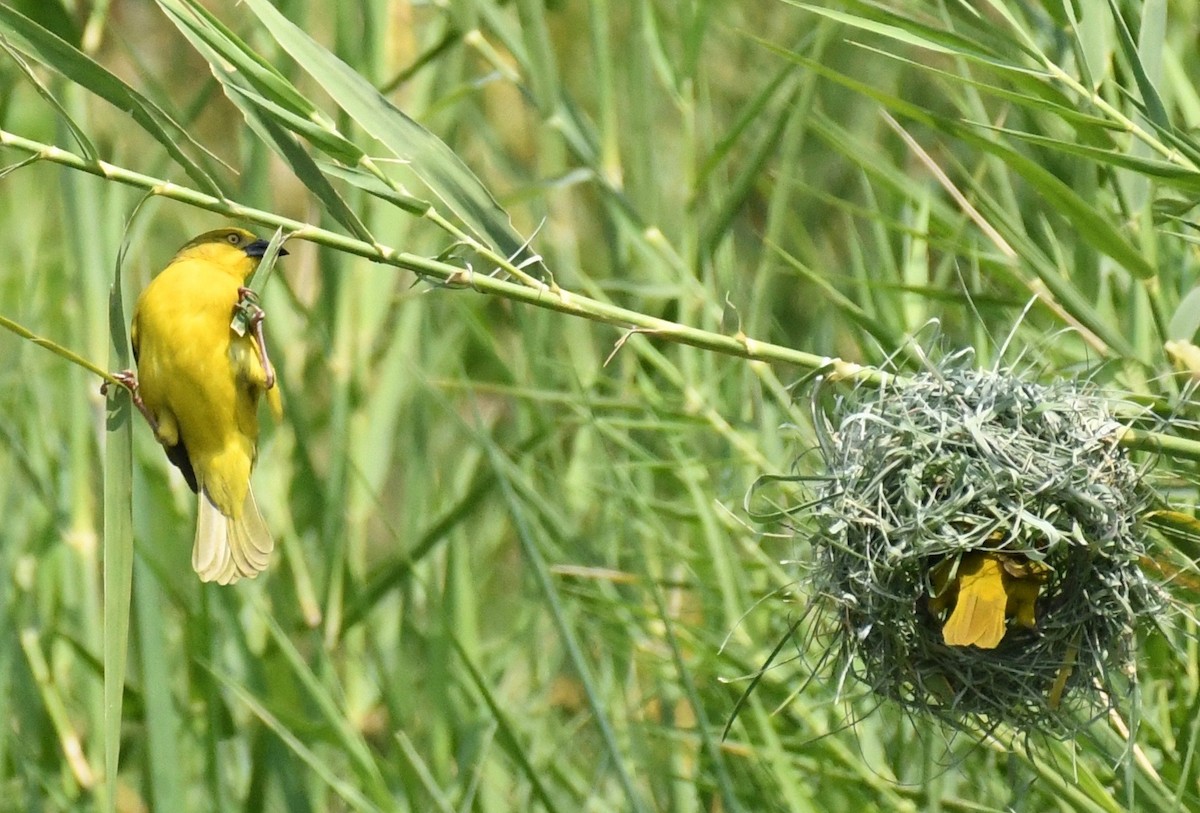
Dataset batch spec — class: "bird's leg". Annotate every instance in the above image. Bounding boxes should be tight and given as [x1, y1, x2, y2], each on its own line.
[103, 370, 160, 434]
[238, 287, 276, 390]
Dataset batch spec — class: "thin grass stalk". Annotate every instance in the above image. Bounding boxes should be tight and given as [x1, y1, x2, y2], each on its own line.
[0, 130, 854, 370]
[204, 663, 384, 813]
[18, 629, 95, 791]
[5, 125, 1200, 467]
[482, 430, 650, 812]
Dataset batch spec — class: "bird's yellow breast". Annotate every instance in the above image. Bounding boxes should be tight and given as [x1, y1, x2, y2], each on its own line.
[132, 244, 264, 515]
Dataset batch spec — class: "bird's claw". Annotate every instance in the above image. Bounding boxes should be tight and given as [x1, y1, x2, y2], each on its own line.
[103, 369, 159, 434]
[102, 369, 138, 396]
[237, 287, 276, 390]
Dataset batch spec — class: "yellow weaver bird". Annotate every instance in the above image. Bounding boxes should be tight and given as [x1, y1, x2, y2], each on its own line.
[115, 228, 284, 584]
[929, 551, 1047, 649]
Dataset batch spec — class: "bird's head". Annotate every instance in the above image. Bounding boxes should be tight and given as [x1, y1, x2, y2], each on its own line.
[173, 228, 289, 279]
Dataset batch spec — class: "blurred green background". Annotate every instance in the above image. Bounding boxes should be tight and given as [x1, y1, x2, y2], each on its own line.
[2, 0, 1200, 810]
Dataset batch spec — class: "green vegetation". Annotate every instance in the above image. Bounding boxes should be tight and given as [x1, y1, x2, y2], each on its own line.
[2, 1, 1200, 810]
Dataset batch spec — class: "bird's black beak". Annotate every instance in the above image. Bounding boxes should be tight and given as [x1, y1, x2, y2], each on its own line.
[245, 239, 289, 259]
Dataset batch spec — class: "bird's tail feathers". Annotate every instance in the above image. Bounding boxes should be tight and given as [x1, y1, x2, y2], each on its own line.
[193, 487, 274, 584]
[231, 487, 273, 576]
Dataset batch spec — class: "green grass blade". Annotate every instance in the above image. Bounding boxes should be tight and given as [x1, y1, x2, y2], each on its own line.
[392, 731, 457, 813]
[480, 427, 650, 813]
[102, 231, 135, 813]
[223, 84, 364, 165]
[647, 579, 743, 813]
[0, 40, 96, 160]
[0, 4, 226, 195]
[152, 0, 319, 119]
[980, 124, 1200, 192]
[205, 663, 384, 813]
[1109, 0, 1168, 128]
[254, 603, 393, 807]
[513, 0, 559, 112]
[786, 0, 1023, 66]
[450, 637, 562, 813]
[235, 0, 535, 267]
[153, 0, 368, 176]
[315, 161, 431, 217]
[132, 561, 185, 812]
[18, 629, 96, 792]
[948, 126, 1156, 282]
[769, 44, 1158, 287]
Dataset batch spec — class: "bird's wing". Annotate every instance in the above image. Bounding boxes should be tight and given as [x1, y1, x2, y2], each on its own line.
[130, 309, 141, 365]
[165, 440, 199, 493]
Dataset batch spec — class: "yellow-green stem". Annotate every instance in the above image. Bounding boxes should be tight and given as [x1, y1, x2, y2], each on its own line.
[5, 128, 1200, 464]
[0, 128, 863, 377]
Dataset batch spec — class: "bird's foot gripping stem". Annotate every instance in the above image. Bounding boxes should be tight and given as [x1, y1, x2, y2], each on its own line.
[237, 287, 276, 390]
[102, 369, 160, 434]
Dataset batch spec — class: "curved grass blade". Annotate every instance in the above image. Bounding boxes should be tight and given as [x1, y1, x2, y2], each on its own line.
[253, 604, 392, 807]
[153, 0, 319, 122]
[151, 0, 372, 239]
[978, 125, 1200, 193]
[224, 84, 363, 166]
[785, 0, 1032, 68]
[1108, 0, 1168, 128]
[766, 42, 1158, 289]
[948, 125, 1157, 281]
[316, 161, 430, 217]
[233, 99, 374, 242]
[479, 430, 650, 813]
[204, 663, 383, 813]
[0, 4, 226, 196]
[236, 0, 538, 270]
[0, 38, 96, 160]
[154, 0, 362, 165]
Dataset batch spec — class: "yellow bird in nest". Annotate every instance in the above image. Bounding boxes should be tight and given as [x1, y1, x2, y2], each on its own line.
[111, 228, 284, 584]
[929, 550, 1048, 649]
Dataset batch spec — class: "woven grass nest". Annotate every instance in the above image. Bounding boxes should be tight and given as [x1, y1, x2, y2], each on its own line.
[802, 362, 1163, 733]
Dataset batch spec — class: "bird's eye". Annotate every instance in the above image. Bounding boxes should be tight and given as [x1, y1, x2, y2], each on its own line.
[226, 233, 240, 245]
